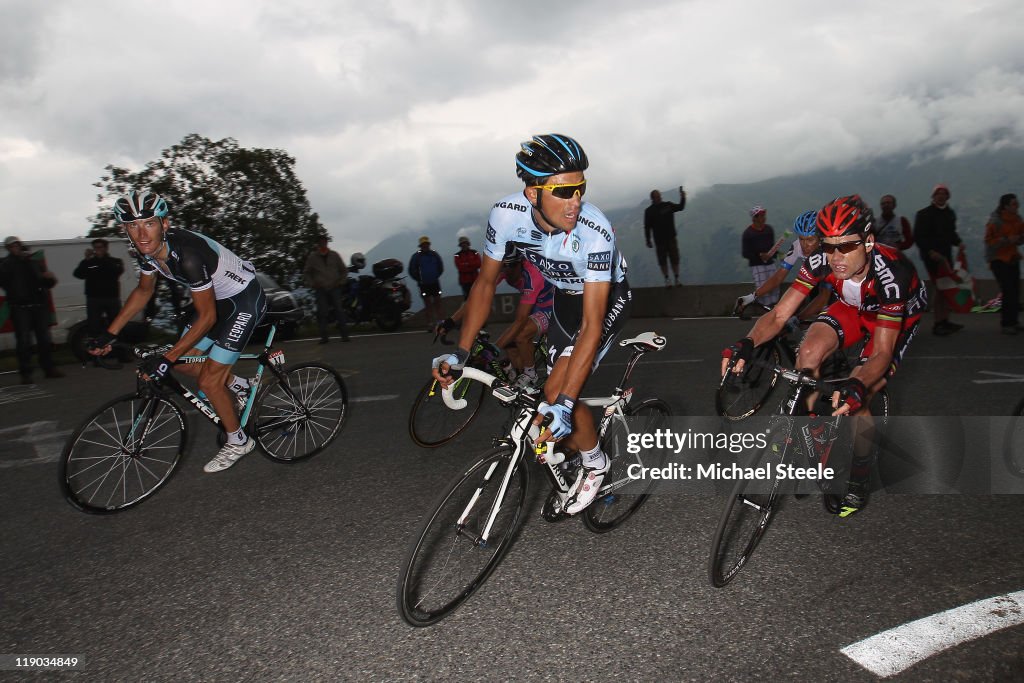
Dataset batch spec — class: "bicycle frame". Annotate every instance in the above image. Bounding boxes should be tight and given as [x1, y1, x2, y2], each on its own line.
[132, 323, 298, 434]
[443, 338, 661, 543]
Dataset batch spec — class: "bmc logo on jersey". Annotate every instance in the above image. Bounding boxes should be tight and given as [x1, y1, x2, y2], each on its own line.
[494, 201, 528, 212]
[485, 225, 497, 244]
[872, 253, 901, 299]
[807, 252, 827, 271]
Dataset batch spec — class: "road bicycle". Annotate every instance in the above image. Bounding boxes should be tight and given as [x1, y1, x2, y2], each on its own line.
[59, 313, 348, 514]
[715, 322, 871, 421]
[407, 330, 549, 448]
[709, 358, 889, 587]
[396, 332, 671, 626]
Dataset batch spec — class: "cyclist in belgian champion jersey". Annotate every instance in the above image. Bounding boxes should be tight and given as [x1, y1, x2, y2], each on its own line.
[722, 195, 926, 515]
[89, 190, 268, 473]
[431, 134, 631, 516]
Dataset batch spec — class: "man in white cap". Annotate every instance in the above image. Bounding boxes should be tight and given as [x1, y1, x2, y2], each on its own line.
[0, 236, 64, 383]
[741, 206, 780, 306]
[913, 183, 965, 336]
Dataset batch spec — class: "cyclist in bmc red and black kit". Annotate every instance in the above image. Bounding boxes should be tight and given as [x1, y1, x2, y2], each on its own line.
[722, 194, 926, 516]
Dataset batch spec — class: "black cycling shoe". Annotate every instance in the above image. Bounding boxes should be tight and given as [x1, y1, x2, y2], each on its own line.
[837, 482, 869, 518]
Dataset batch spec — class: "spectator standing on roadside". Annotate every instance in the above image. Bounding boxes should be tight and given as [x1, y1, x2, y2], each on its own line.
[644, 187, 686, 287]
[984, 193, 1023, 334]
[409, 235, 445, 330]
[874, 194, 914, 250]
[914, 184, 965, 336]
[303, 235, 350, 344]
[741, 206, 780, 306]
[0, 236, 64, 383]
[453, 236, 481, 300]
[73, 238, 124, 336]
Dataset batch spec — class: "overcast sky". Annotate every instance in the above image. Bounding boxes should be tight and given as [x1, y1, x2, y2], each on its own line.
[3, 0, 1024, 257]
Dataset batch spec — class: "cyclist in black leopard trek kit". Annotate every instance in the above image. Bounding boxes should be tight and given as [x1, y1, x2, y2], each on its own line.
[431, 134, 631, 517]
[89, 190, 268, 473]
[722, 195, 926, 516]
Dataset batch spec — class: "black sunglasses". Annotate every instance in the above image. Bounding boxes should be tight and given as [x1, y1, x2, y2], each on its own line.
[822, 240, 864, 255]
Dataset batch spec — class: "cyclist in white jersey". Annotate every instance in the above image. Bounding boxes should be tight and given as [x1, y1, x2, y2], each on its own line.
[735, 210, 831, 319]
[89, 190, 267, 473]
[432, 134, 631, 516]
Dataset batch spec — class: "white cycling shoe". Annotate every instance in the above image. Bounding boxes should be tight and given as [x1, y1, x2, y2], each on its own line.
[564, 458, 610, 515]
[204, 438, 256, 473]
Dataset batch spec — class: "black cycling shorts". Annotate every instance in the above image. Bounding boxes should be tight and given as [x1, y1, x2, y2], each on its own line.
[547, 280, 632, 371]
[187, 278, 267, 365]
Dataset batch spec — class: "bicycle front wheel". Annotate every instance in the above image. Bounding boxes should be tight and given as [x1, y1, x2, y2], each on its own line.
[60, 393, 188, 513]
[408, 376, 486, 448]
[397, 447, 529, 627]
[708, 416, 793, 587]
[252, 362, 348, 462]
[716, 343, 782, 420]
[584, 398, 672, 533]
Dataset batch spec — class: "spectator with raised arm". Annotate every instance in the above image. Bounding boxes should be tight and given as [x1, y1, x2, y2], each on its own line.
[644, 187, 686, 288]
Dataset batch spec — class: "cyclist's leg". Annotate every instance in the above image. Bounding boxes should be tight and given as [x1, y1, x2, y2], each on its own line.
[545, 283, 632, 513]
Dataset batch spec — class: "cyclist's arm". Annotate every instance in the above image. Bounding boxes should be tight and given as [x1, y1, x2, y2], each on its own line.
[557, 280, 609, 401]
[106, 272, 157, 336]
[162, 287, 217, 363]
[455, 255, 502, 353]
[747, 286, 806, 346]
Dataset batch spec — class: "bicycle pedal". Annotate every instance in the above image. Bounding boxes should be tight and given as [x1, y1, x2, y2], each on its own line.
[541, 491, 571, 523]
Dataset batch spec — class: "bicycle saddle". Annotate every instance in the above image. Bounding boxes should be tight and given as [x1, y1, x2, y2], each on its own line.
[619, 332, 667, 351]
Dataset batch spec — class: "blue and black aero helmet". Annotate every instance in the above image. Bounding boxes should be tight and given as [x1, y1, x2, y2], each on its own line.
[792, 210, 819, 237]
[113, 190, 169, 224]
[515, 134, 589, 183]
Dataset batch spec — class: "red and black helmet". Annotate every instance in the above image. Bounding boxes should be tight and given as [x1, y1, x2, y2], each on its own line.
[816, 195, 874, 238]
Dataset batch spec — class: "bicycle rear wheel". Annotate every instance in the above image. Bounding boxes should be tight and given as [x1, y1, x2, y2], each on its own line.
[397, 447, 529, 627]
[252, 362, 348, 462]
[716, 343, 782, 420]
[60, 393, 188, 513]
[708, 416, 793, 587]
[408, 376, 486, 448]
[583, 398, 672, 533]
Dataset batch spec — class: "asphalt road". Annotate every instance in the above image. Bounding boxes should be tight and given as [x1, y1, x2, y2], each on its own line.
[2, 316, 1023, 681]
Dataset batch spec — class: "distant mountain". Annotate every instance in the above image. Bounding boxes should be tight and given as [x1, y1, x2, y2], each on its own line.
[365, 148, 1022, 306]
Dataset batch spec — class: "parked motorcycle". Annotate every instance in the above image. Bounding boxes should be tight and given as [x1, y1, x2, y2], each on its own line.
[342, 254, 411, 332]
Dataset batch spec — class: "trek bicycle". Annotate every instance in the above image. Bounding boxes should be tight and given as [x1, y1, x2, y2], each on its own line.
[407, 330, 549, 448]
[709, 358, 890, 587]
[59, 313, 348, 514]
[396, 332, 671, 626]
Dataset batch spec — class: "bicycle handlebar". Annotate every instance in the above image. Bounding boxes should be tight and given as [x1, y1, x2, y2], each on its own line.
[441, 366, 496, 410]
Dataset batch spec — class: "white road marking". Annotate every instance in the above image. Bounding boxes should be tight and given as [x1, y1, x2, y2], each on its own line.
[972, 370, 1024, 384]
[602, 359, 702, 367]
[0, 421, 73, 468]
[350, 394, 399, 403]
[0, 384, 51, 405]
[840, 589, 1024, 677]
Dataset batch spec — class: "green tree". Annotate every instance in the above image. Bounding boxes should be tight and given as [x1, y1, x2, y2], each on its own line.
[89, 133, 326, 286]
